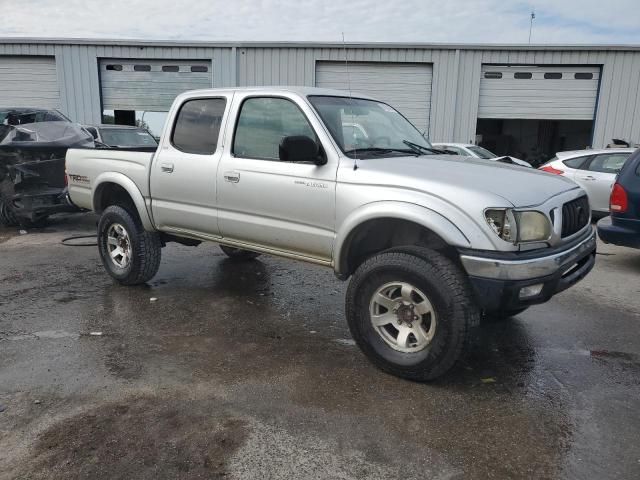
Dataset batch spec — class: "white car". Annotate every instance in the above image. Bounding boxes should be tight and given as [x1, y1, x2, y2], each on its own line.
[432, 143, 532, 168]
[539, 148, 636, 215]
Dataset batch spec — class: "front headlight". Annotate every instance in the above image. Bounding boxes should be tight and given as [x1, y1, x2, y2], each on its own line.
[485, 209, 551, 243]
[515, 211, 552, 242]
[485, 209, 517, 243]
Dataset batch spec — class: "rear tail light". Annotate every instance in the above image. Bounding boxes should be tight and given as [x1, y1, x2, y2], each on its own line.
[539, 165, 564, 175]
[610, 183, 628, 213]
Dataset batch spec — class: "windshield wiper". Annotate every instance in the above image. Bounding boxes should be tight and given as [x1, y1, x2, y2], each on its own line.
[402, 140, 447, 155]
[343, 147, 418, 156]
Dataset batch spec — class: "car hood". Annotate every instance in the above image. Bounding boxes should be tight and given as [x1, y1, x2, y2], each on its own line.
[344, 154, 578, 207]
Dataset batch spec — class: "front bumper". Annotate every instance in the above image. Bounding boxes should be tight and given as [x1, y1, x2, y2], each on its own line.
[597, 216, 640, 249]
[459, 228, 596, 311]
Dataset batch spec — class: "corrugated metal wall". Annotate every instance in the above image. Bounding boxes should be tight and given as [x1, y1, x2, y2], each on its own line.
[0, 42, 236, 124]
[236, 46, 640, 147]
[1, 41, 640, 148]
[237, 47, 460, 142]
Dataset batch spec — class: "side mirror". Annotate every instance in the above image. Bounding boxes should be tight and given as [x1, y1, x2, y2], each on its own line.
[279, 135, 326, 165]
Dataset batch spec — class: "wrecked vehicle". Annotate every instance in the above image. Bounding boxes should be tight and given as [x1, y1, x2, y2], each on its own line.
[67, 87, 596, 381]
[0, 108, 94, 226]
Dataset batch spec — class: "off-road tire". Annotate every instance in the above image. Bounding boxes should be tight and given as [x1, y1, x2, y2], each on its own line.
[219, 245, 261, 260]
[483, 307, 529, 323]
[97, 205, 161, 285]
[345, 246, 480, 381]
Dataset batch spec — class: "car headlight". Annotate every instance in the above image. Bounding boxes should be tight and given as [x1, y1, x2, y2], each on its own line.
[515, 211, 552, 242]
[485, 209, 551, 243]
[485, 209, 517, 243]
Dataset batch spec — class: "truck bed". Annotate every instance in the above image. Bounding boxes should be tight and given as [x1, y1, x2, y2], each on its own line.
[65, 147, 156, 211]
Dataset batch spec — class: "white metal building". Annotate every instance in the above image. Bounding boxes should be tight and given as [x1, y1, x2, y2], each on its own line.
[1, 38, 640, 162]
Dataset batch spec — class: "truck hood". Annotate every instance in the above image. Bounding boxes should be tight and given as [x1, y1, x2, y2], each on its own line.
[346, 154, 578, 207]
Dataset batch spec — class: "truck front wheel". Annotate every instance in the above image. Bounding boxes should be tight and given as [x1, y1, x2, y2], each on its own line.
[345, 247, 479, 381]
[97, 205, 162, 285]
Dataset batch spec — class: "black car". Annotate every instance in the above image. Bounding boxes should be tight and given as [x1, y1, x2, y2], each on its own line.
[0, 108, 94, 227]
[597, 148, 640, 249]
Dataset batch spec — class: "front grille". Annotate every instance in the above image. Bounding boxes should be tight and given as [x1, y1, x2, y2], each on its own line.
[561, 195, 590, 238]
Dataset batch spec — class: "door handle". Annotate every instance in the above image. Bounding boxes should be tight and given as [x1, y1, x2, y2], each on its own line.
[160, 162, 174, 173]
[580, 175, 596, 181]
[224, 171, 240, 183]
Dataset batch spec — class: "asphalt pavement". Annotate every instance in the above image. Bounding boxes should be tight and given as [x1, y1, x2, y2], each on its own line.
[1, 213, 639, 479]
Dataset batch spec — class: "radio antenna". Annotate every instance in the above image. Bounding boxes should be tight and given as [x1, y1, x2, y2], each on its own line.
[342, 32, 358, 171]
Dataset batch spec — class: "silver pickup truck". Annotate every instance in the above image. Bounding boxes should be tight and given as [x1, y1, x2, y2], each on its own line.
[66, 87, 596, 381]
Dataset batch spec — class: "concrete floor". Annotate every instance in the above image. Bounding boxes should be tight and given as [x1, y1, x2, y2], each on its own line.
[1, 213, 639, 479]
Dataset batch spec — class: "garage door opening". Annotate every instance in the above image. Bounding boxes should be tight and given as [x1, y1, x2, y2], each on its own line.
[477, 65, 600, 166]
[476, 119, 593, 167]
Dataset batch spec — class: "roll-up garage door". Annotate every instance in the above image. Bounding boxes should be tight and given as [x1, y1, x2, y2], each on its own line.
[100, 59, 212, 111]
[315, 61, 432, 133]
[478, 65, 600, 120]
[0, 56, 60, 109]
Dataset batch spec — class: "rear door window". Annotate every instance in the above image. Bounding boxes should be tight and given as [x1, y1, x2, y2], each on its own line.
[171, 98, 227, 155]
[586, 153, 629, 174]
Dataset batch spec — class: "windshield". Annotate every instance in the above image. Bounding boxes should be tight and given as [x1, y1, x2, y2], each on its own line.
[99, 128, 158, 147]
[467, 145, 497, 159]
[308, 96, 433, 158]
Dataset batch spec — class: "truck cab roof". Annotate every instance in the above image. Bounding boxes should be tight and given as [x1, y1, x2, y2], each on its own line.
[177, 86, 375, 100]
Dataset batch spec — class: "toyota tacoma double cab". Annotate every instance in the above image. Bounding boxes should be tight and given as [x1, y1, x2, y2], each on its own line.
[66, 87, 596, 381]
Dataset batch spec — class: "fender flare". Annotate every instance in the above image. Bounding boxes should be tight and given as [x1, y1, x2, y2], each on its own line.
[92, 172, 154, 231]
[334, 201, 472, 276]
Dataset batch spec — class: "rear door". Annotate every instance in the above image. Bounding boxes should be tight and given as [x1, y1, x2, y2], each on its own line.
[216, 92, 338, 261]
[150, 95, 230, 237]
[558, 154, 592, 182]
[577, 152, 631, 212]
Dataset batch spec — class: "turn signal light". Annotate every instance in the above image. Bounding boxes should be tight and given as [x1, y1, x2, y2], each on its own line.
[539, 166, 564, 175]
[610, 183, 628, 213]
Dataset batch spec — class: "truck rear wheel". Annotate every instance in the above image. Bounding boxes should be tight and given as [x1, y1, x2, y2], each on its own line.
[345, 246, 479, 381]
[219, 245, 261, 260]
[97, 205, 162, 285]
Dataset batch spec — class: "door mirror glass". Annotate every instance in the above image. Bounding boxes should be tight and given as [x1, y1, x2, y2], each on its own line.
[279, 135, 325, 165]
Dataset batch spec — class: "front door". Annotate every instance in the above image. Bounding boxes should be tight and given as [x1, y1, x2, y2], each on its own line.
[217, 94, 337, 261]
[150, 96, 229, 237]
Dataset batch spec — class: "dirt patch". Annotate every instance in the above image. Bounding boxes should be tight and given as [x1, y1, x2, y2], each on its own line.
[11, 396, 248, 480]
